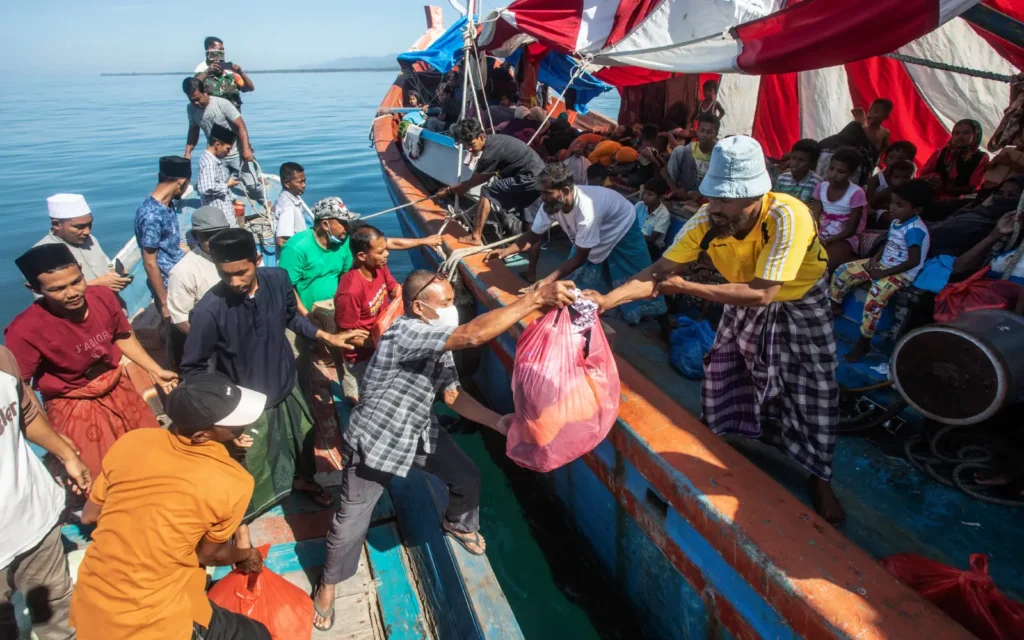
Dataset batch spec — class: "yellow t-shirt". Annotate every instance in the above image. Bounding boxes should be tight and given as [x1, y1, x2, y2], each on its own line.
[691, 141, 713, 180]
[663, 191, 826, 302]
[70, 429, 253, 640]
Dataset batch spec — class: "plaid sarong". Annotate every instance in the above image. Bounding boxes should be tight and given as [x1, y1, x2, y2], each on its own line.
[701, 277, 839, 480]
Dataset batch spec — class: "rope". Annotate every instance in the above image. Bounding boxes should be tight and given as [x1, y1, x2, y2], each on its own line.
[470, 42, 496, 134]
[884, 53, 1017, 83]
[437, 221, 560, 281]
[525, 61, 588, 147]
[356, 194, 440, 221]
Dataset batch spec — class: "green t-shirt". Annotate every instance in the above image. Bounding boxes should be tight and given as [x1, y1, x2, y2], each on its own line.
[278, 229, 353, 310]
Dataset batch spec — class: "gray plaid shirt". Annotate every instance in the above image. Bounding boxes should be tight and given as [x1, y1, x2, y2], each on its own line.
[345, 316, 460, 476]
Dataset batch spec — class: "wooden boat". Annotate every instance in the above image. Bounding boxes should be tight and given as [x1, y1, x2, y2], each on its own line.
[373, 7, 1024, 640]
[14, 179, 521, 639]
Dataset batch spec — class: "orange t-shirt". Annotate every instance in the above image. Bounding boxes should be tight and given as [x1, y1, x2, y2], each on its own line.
[70, 429, 253, 640]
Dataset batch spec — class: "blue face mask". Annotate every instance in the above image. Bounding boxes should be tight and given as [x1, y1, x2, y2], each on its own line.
[327, 233, 344, 245]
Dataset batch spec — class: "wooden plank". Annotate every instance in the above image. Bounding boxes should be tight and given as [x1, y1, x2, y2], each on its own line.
[365, 522, 429, 640]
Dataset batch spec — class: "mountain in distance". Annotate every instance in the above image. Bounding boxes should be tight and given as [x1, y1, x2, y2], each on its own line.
[305, 54, 399, 70]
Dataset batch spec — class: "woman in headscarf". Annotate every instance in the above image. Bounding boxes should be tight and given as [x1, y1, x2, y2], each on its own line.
[920, 119, 990, 200]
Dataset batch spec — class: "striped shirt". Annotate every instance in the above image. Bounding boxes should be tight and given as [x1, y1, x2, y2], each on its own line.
[773, 170, 821, 206]
[662, 191, 826, 302]
[197, 151, 237, 228]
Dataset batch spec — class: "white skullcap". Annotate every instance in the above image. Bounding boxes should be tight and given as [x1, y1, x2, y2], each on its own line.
[47, 193, 91, 220]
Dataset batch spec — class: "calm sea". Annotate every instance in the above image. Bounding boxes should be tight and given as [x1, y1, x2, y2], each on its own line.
[0, 71, 624, 639]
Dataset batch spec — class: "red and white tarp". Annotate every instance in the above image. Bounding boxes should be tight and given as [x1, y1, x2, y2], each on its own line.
[480, 0, 1021, 163]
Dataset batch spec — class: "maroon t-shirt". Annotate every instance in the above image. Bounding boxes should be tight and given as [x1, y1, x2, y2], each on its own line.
[334, 265, 398, 363]
[4, 286, 133, 400]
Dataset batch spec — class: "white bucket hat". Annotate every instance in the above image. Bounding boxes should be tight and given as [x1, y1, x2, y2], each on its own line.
[699, 136, 773, 199]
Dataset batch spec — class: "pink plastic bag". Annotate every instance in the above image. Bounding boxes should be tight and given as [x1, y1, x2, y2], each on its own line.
[506, 309, 620, 472]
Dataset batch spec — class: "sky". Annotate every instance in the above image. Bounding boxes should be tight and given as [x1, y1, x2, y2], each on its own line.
[0, 0, 473, 74]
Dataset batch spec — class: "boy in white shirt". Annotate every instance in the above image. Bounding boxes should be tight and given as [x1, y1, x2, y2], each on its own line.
[635, 177, 671, 259]
[274, 162, 307, 250]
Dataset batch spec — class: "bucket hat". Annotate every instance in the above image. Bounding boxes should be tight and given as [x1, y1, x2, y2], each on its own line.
[699, 136, 772, 199]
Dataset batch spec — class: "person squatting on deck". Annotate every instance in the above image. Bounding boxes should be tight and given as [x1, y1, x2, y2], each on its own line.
[183, 76, 265, 203]
[197, 124, 242, 228]
[585, 136, 845, 526]
[6, 243, 178, 481]
[443, 117, 546, 246]
[179, 229, 366, 518]
[311, 272, 578, 631]
[35, 193, 131, 294]
[0, 345, 90, 640]
[70, 373, 272, 640]
[486, 163, 669, 327]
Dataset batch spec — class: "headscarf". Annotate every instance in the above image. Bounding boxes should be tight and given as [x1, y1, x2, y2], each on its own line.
[935, 119, 985, 188]
[514, 105, 530, 120]
[588, 140, 622, 167]
[988, 74, 1024, 152]
[528, 106, 546, 121]
[613, 147, 639, 164]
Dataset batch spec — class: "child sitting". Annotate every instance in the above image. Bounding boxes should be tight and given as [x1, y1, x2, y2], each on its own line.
[635, 177, 671, 259]
[865, 158, 916, 229]
[773, 138, 822, 206]
[811, 147, 868, 271]
[630, 124, 664, 188]
[829, 179, 932, 362]
[663, 113, 719, 209]
[586, 162, 610, 187]
[866, 141, 917, 202]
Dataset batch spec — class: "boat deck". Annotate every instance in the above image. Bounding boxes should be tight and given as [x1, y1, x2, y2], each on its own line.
[517, 232, 1024, 599]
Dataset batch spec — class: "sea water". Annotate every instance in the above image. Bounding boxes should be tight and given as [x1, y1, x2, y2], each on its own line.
[0, 71, 628, 639]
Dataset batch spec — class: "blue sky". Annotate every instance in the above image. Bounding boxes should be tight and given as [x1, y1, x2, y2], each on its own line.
[0, 0, 471, 73]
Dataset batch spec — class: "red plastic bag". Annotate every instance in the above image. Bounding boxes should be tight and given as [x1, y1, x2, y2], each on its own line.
[933, 266, 1020, 323]
[881, 553, 1024, 640]
[506, 309, 620, 472]
[207, 545, 314, 640]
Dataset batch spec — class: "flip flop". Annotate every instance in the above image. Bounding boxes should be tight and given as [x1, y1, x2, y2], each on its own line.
[311, 584, 336, 631]
[443, 526, 486, 556]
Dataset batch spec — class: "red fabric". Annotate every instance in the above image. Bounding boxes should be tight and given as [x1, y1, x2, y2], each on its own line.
[504, 0, 583, 54]
[881, 553, 1024, 640]
[506, 310, 620, 473]
[919, 148, 991, 198]
[4, 286, 132, 400]
[43, 367, 159, 480]
[334, 266, 398, 363]
[933, 266, 1020, 323]
[604, 0, 662, 49]
[207, 545, 314, 640]
[843, 56, 951, 167]
[593, 66, 672, 87]
[735, 0, 939, 75]
[971, 0, 1024, 69]
[751, 72, 801, 159]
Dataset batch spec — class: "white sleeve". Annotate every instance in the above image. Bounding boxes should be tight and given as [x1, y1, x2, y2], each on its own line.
[653, 208, 671, 235]
[571, 197, 600, 250]
[275, 205, 296, 238]
[194, 61, 208, 74]
[531, 208, 553, 234]
[166, 266, 192, 324]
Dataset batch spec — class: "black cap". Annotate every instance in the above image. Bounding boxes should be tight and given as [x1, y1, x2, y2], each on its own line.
[210, 228, 257, 263]
[16, 244, 77, 285]
[160, 155, 192, 179]
[209, 124, 237, 146]
[164, 372, 266, 432]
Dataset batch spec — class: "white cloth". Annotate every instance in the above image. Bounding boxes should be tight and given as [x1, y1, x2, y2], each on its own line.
[166, 251, 222, 324]
[274, 191, 307, 239]
[402, 125, 424, 160]
[34, 232, 111, 283]
[880, 216, 930, 280]
[46, 193, 90, 219]
[531, 186, 635, 264]
[564, 155, 591, 185]
[195, 61, 237, 81]
[636, 202, 671, 247]
[0, 362, 64, 568]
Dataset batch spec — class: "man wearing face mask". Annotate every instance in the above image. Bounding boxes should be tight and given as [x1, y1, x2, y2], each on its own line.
[194, 36, 254, 109]
[311, 270, 576, 631]
[181, 229, 367, 517]
[584, 136, 845, 528]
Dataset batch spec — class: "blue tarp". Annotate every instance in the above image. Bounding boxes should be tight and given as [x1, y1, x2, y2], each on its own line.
[397, 16, 612, 114]
[397, 16, 468, 75]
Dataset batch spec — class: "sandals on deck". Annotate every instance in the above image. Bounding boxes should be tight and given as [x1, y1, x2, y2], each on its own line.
[442, 523, 486, 556]
[311, 583, 336, 631]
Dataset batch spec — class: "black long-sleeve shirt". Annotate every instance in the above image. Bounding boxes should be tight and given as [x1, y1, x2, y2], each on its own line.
[180, 267, 319, 407]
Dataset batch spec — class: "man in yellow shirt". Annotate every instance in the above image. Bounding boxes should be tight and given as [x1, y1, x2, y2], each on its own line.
[585, 136, 843, 526]
[70, 373, 272, 639]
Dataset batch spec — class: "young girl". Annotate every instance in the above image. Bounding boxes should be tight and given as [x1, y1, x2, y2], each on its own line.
[695, 79, 725, 124]
[811, 147, 868, 271]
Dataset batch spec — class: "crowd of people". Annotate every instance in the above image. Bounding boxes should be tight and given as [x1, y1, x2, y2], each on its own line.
[5, 31, 1024, 638]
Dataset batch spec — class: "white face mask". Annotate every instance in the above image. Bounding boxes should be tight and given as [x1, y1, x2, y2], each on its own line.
[423, 303, 459, 330]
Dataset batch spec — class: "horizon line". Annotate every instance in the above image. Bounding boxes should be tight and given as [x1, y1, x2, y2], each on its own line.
[100, 67, 400, 77]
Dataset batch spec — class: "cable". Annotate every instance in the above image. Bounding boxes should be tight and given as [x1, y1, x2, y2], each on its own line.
[525, 61, 588, 147]
[884, 53, 1016, 83]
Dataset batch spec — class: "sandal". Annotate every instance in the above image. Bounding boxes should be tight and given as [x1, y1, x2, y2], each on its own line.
[311, 583, 336, 631]
[443, 523, 486, 556]
[294, 482, 335, 508]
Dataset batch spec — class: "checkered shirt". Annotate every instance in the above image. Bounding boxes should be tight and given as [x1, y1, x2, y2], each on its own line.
[345, 316, 460, 476]
[197, 150, 235, 225]
[773, 170, 821, 206]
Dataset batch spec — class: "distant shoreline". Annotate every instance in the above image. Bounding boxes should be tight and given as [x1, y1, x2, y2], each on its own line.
[100, 67, 397, 77]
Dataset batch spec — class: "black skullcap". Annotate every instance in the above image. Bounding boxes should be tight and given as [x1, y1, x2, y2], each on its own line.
[209, 124, 237, 146]
[209, 228, 257, 263]
[16, 243, 77, 284]
[159, 155, 192, 179]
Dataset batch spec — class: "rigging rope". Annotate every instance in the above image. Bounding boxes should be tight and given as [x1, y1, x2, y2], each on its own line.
[883, 52, 1016, 83]
[525, 61, 588, 147]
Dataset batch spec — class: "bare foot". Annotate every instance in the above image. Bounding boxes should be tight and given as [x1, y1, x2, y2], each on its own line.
[458, 233, 482, 246]
[844, 338, 871, 363]
[312, 581, 336, 631]
[808, 476, 845, 526]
